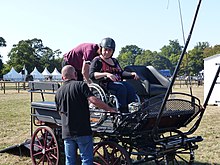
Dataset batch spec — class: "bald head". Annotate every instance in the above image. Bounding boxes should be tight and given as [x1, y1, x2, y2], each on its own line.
[61, 65, 77, 80]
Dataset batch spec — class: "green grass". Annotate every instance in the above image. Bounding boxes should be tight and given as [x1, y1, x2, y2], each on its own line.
[0, 86, 219, 164]
[0, 91, 31, 164]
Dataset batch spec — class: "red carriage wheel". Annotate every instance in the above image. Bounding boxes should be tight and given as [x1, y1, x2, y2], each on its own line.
[93, 141, 132, 165]
[30, 126, 60, 165]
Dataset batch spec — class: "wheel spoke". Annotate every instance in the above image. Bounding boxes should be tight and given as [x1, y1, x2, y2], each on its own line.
[33, 150, 43, 157]
[45, 153, 53, 164]
[36, 135, 43, 148]
[36, 154, 45, 165]
[33, 143, 43, 150]
[95, 148, 108, 164]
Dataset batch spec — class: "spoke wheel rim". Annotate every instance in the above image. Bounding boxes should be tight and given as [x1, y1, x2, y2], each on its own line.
[30, 126, 59, 165]
[93, 141, 132, 165]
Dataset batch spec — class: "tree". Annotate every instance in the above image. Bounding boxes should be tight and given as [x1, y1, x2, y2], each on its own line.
[135, 50, 153, 66]
[0, 37, 7, 76]
[39, 47, 62, 72]
[203, 43, 220, 59]
[117, 51, 133, 69]
[0, 37, 6, 47]
[7, 38, 62, 74]
[160, 40, 183, 72]
[7, 39, 39, 73]
[187, 42, 209, 75]
[135, 50, 172, 70]
[118, 45, 143, 66]
[160, 40, 183, 57]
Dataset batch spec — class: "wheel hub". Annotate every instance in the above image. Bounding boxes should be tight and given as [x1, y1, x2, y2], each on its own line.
[42, 148, 45, 155]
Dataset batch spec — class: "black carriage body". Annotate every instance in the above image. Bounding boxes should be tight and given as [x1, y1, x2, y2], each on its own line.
[92, 92, 204, 164]
[28, 62, 215, 165]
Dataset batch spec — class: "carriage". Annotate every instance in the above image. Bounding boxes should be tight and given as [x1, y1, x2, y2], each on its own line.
[28, 2, 210, 163]
[28, 61, 219, 165]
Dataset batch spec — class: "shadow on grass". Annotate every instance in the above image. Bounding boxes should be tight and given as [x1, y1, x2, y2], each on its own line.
[0, 140, 30, 157]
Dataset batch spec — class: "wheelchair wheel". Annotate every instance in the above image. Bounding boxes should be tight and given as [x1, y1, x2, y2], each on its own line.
[88, 83, 108, 127]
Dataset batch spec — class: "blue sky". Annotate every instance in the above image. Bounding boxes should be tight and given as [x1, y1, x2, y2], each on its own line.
[0, 0, 219, 63]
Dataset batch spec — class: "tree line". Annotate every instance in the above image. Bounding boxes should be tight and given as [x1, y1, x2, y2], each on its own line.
[1, 37, 220, 78]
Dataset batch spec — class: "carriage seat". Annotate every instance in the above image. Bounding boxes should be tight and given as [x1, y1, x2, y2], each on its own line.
[31, 101, 61, 124]
[31, 101, 56, 110]
[124, 65, 170, 98]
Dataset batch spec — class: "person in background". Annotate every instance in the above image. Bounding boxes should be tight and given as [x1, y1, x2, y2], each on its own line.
[55, 65, 116, 165]
[89, 37, 139, 113]
[62, 43, 101, 83]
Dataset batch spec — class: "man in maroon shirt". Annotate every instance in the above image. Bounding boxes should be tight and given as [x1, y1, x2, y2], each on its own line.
[62, 43, 101, 83]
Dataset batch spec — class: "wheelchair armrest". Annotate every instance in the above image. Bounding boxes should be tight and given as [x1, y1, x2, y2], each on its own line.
[91, 77, 108, 84]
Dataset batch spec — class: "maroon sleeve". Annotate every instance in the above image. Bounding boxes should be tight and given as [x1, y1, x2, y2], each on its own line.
[83, 44, 98, 61]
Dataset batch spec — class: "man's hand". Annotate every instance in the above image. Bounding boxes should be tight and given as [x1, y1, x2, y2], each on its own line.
[88, 96, 117, 113]
[85, 79, 92, 84]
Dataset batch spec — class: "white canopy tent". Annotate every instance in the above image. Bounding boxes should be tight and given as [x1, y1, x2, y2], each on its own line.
[51, 68, 62, 80]
[41, 67, 51, 78]
[30, 67, 45, 81]
[3, 67, 23, 81]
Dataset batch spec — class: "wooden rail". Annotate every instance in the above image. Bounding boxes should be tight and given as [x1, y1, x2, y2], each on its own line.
[0, 81, 63, 94]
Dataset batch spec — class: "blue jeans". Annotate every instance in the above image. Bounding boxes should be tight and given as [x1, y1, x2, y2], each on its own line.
[64, 136, 93, 165]
[107, 81, 136, 108]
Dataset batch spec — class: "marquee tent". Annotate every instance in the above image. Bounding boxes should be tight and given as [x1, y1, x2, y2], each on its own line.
[3, 67, 23, 81]
[41, 67, 51, 78]
[30, 67, 44, 80]
[51, 68, 62, 80]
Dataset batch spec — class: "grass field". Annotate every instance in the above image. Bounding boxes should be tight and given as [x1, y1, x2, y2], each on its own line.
[0, 85, 220, 165]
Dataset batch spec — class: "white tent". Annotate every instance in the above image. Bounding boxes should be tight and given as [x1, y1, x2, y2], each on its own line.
[42, 67, 51, 77]
[51, 68, 62, 80]
[30, 67, 45, 81]
[3, 67, 23, 81]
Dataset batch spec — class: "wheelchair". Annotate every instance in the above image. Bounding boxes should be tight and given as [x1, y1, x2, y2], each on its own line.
[88, 81, 141, 127]
[88, 65, 170, 126]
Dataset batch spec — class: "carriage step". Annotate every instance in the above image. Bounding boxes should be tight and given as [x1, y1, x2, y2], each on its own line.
[165, 136, 203, 147]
